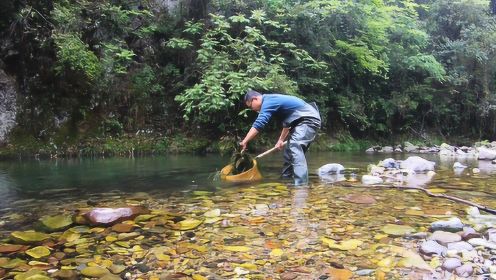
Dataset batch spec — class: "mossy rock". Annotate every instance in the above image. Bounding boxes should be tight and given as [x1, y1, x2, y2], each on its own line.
[40, 215, 73, 232]
[10, 231, 51, 244]
[14, 269, 50, 280]
[25, 246, 51, 259]
[80, 266, 110, 277]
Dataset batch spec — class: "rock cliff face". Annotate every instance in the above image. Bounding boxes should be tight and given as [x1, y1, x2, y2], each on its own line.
[0, 68, 17, 145]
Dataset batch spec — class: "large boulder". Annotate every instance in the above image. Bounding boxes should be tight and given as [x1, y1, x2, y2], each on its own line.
[399, 156, 435, 172]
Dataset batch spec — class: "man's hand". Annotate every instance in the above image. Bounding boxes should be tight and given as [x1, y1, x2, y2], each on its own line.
[275, 139, 285, 150]
[240, 140, 248, 151]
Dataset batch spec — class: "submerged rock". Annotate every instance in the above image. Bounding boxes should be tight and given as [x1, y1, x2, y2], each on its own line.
[84, 207, 150, 225]
[40, 215, 73, 232]
[10, 231, 51, 244]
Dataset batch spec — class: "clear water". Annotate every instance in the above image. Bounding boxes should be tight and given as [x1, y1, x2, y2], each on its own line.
[0, 151, 494, 210]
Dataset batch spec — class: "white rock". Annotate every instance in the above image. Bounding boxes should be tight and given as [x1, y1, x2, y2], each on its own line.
[318, 163, 345, 175]
[467, 238, 496, 249]
[400, 156, 436, 172]
[453, 162, 467, 169]
[477, 147, 496, 160]
[472, 168, 480, 174]
[361, 175, 383, 185]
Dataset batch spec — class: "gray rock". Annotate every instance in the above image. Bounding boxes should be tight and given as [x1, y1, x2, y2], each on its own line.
[461, 227, 481, 241]
[318, 163, 345, 175]
[442, 258, 462, 272]
[478, 147, 496, 160]
[420, 240, 447, 256]
[356, 269, 375, 276]
[485, 228, 496, 242]
[430, 217, 464, 233]
[453, 162, 467, 169]
[447, 241, 474, 252]
[455, 264, 473, 277]
[378, 158, 398, 169]
[428, 231, 462, 246]
[467, 238, 496, 249]
[380, 146, 394, 153]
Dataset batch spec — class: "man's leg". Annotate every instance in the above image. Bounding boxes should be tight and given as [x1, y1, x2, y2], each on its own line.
[287, 123, 318, 185]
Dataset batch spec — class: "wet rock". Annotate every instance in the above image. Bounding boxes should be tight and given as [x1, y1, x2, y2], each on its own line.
[343, 194, 376, 204]
[400, 156, 435, 172]
[280, 272, 298, 280]
[467, 238, 496, 249]
[477, 147, 496, 160]
[430, 217, 464, 233]
[13, 269, 50, 280]
[10, 231, 51, 244]
[109, 264, 126, 274]
[485, 228, 496, 242]
[25, 246, 51, 258]
[80, 266, 110, 277]
[455, 264, 473, 277]
[318, 163, 345, 175]
[84, 207, 150, 225]
[378, 158, 398, 169]
[419, 240, 447, 256]
[361, 175, 383, 185]
[382, 224, 416, 236]
[442, 258, 462, 272]
[51, 269, 78, 279]
[111, 223, 135, 233]
[447, 241, 474, 252]
[428, 231, 461, 246]
[135, 263, 150, 273]
[356, 269, 374, 276]
[461, 227, 481, 241]
[0, 244, 28, 253]
[453, 162, 467, 169]
[40, 215, 73, 232]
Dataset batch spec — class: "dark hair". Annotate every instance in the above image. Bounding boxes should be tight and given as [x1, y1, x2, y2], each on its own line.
[244, 90, 262, 102]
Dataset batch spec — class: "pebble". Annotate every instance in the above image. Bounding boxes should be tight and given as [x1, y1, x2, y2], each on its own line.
[442, 258, 462, 272]
[356, 269, 375, 276]
[455, 264, 473, 277]
[428, 231, 461, 246]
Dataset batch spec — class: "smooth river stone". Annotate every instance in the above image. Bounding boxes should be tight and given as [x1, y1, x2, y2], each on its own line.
[428, 231, 461, 246]
[455, 264, 473, 277]
[467, 238, 496, 249]
[442, 258, 462, 272]
[430, 217, 464, 233]
[419, 240, 447, 256]
[80, 266, 110, 278]
[447, 241, 474, 252]
[461, 227, 481, 241]
[84, 207, 150, 225]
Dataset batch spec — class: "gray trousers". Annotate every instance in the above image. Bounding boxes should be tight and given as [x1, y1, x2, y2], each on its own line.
[281, 122, 319, 185]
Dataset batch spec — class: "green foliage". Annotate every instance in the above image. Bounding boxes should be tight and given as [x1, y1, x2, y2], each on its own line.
[174, 11, 325, 123]
[53, 33, 102, 80]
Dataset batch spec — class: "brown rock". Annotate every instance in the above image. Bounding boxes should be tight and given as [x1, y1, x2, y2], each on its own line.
[280, 272, 298, 280]
[0, 244, 28, 253]
[327, 267, 353, 280]
[343, 194, 376, 204]
[111, 223, 135, 233]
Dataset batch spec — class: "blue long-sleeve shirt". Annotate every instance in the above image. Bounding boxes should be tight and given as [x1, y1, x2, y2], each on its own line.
[252, 94, 321, 130]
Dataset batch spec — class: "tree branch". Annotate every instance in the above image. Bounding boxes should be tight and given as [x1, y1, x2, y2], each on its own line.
[342, 183, 496, 215]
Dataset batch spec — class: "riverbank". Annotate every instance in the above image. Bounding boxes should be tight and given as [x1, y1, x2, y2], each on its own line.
[0, 132, 374, 160]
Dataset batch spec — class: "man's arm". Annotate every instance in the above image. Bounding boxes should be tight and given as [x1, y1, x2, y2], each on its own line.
[240, 127, 259, 151]
[276, 127, 289, 150]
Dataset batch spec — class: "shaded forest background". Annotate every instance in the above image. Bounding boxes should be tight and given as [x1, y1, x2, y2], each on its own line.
[1, 0, 496, 153]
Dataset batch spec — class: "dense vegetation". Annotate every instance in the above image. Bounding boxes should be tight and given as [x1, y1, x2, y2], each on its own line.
[1, 0, 496, 154]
